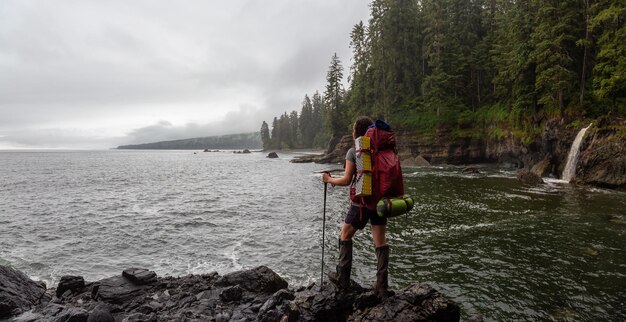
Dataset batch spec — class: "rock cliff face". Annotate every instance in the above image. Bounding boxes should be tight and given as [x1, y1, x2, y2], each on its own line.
[2, 265, 462, 322]
[304, 118, 625, 189]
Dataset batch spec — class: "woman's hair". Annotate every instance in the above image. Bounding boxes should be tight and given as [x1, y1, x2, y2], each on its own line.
[353, 116, 373, 137]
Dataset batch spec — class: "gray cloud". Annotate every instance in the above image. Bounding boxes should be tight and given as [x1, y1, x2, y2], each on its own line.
[0, 0, 369, 148]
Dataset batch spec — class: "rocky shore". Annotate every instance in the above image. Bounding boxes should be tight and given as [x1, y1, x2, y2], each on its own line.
[1, 265, 464, 322]
[291, 117, 626, 189]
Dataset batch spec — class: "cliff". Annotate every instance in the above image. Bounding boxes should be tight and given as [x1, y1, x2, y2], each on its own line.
[294, 118, 626, 189]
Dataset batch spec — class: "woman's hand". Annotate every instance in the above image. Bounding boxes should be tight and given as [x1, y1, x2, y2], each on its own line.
[322, 172, 332, 184]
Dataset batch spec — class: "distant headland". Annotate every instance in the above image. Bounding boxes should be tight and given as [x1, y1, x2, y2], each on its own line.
[117, 132, 262, 150]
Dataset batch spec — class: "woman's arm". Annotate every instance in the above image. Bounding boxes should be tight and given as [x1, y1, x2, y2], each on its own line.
[322, 160, 355, 186]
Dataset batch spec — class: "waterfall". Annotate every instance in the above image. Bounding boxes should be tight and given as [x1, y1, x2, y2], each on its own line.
[561, 123, 593, 182]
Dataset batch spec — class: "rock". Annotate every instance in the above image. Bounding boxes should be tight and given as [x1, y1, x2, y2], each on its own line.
[575, 128, 626, 188]
[267, 152, 279, 158]
[215, 266, 288, 294]
[257, 288, 295, 321]
[350, 283, 460, 322]
[243, 149, 251, 154]
[516, 170, 544, 185]
[122, 268, 157, 286]
[93, 275, 149, 304]
[220, 285, 243, 302]
[56, 276, 85, 298]
[290, 154, 324, 163]
[87, 304, 114, 322]
[291, 134, 352, 164]
[531, 157, 552, 177]
[401, 155, 432, 167]
[4, 265, 464, 322]
[52, 307, 89, 322]
[0, 265, 47, 318]
[461, 166, 480, 174]
[203, 149, 209, 152]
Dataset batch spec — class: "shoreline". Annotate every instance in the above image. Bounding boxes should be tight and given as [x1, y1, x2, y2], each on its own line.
[1, 264, 464, 322]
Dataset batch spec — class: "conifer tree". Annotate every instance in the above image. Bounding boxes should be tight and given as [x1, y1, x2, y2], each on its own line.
[260, 121, 270, 150]
[530, 0, 581, 116]
[590, 0, 626, 111]
[323, 53, 346, 138]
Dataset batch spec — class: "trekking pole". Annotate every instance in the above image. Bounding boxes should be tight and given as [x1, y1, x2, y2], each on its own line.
[320, 172, 329, 291]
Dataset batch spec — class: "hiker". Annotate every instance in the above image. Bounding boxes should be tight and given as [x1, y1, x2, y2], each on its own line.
[321, 116, 392, 298]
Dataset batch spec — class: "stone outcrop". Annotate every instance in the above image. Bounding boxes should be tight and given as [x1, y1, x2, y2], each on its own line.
[516, 170, 544, 185]
[0, 266, 47, 318]
[267, 152, 279, 158]
[301, 118, 625, 189]
[3, 265, 462, 322]
[291, 135, 352, 164]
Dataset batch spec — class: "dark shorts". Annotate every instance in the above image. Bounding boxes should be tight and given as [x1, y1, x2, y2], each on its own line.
[345, 205, 387, 230]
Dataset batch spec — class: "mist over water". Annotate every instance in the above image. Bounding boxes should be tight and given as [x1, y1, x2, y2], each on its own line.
[1, 150, 624, 320]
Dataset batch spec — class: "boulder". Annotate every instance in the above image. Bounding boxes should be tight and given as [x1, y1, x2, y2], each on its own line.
[462, 166, 480, 174]
[0, 265, 47, 318]
[401, 155, 432, 167]
[93, 275, 149, 304]
[122, 268, 157, 286]
[516, 170, 544, 185]
[215, 266, 288, 294]
[56, 275, 85, 298]
[531, 157, 552, 177]
[267, 152, 279, 159]
[243, 149, 251, 154]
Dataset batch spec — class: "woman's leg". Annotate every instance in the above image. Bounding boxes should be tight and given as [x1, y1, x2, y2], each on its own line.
[371, 224, 391, 297]
[340, 223, 357, 241]
[371, 224, 387, 248]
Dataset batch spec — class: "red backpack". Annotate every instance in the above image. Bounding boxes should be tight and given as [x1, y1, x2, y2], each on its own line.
[350, 120, 404, 210]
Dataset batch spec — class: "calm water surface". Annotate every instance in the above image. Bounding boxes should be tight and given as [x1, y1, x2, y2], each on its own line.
[1, 150, 624, 320]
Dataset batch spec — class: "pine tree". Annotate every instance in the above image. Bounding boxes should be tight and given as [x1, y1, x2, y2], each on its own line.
[299, 94, 315, 148]
[260, 121, 270, 150]
[530, 0, 581, 116]
[323, 53, 346, 138]
[590, 0, 626, 112]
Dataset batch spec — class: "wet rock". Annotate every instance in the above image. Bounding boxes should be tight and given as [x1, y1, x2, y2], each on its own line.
[243, 149, 251, 154]
[52, 307, 89, 322]
[56, 276, 85, 298]
[267, 152, 279, 158]
[531, 156, 552, 177]
[516, 170, 544, 185]
[350, 283, 460, 322]
[93, 275, 149, 304]
[0, 265, 47, 318]
[402, 155, 431, 167]
[462, 166, 480, 174]
[87, 304, 114, 322]
[215, 266, 288, 293]
[3, 265, 464, 322]
[122, 268, 157, 286]
[220, 285, 243, 302]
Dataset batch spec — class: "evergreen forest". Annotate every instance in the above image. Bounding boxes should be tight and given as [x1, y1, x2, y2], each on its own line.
[261, 0, 625, 150]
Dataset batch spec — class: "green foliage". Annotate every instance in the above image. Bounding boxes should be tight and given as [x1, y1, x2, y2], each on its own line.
[261, 0, 625, 151]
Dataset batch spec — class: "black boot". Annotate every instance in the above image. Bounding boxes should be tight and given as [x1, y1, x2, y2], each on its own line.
[328, 239, 353, 289]
[374, 245, 394, 298]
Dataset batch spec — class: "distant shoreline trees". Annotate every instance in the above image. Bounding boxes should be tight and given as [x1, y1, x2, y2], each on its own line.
[262, 0, 626, 150]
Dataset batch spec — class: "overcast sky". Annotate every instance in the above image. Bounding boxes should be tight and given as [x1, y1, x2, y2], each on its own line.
[0, 0, 370, 149]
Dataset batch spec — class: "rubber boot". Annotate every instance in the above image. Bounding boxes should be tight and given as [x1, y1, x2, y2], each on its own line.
[374, 245, 393, 298]
[328, 239, 353, 289]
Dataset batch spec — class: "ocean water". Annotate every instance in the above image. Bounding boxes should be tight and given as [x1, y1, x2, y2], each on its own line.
[1, 150, 625, 320]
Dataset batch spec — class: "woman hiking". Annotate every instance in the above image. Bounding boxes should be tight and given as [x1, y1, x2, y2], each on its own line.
[321, 116, 392, 298]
